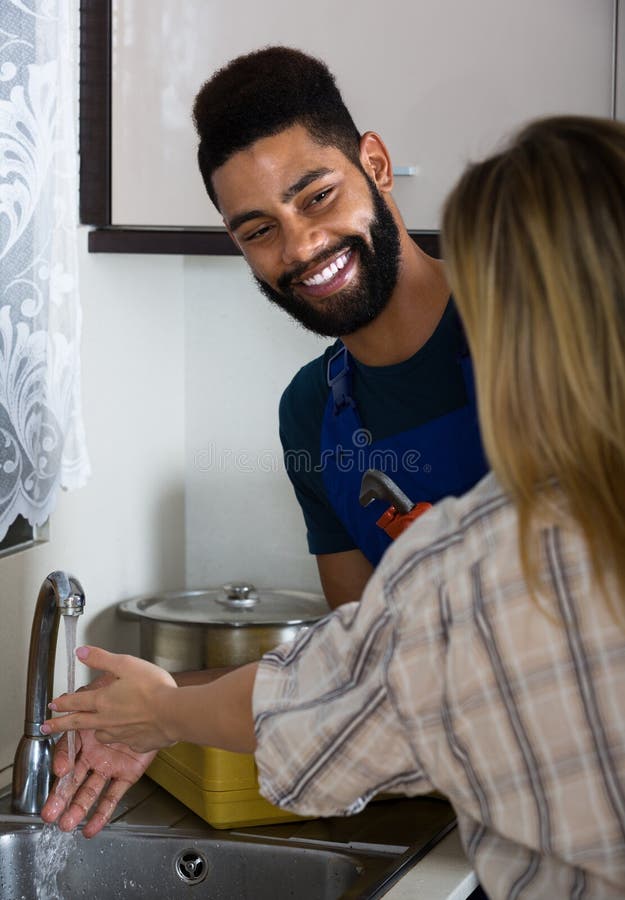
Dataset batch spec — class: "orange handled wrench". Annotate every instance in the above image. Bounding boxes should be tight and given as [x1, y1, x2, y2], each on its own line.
[359, 469, 432, 540]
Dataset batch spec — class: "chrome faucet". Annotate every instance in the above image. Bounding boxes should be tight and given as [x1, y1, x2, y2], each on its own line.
[12, 571, 85, 815]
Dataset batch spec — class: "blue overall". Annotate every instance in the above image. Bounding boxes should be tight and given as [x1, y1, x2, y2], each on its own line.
[321, 343, 488, 566]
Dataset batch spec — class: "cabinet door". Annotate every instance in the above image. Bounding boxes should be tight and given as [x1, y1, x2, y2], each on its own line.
[111, 0, 614, 230]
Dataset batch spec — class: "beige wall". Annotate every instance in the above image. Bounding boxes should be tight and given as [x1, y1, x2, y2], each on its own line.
[183, 255, 324, 593]
[0, 231, 186, 772]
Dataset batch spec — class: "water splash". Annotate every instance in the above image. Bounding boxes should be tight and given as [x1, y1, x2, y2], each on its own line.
[63, 615, 77, 766]
[34, 823, 77, 900]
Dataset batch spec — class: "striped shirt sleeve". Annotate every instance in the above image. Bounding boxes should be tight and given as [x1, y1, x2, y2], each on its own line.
[252, 582, 435, 817]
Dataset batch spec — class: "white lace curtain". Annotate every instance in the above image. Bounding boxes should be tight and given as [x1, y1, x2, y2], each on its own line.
[0, 0, 89, 541]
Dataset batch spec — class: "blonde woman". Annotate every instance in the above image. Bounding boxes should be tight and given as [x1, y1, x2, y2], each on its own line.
[44, 117, 625, 899]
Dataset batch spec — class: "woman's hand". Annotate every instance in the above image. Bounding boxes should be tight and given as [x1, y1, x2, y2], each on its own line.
[43, 647, 259, 760]
[41, 646, 178, 753]
[41, 670, 156, 837]
[41, 728, 157, 837]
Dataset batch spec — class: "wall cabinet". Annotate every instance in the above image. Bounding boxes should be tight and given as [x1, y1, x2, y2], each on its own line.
[84, 0, 617, 245]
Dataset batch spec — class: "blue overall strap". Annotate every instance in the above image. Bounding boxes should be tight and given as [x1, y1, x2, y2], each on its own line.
[320, 351, 489, 566]
[326, 344, 356, 414]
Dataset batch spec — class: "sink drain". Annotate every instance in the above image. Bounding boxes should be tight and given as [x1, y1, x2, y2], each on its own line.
[174, 848, 209, 885]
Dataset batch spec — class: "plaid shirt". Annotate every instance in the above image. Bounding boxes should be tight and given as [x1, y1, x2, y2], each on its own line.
[253, 473, 625, 899]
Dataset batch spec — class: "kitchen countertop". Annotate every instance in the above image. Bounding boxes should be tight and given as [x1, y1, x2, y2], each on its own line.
[383, 828, 476, 899]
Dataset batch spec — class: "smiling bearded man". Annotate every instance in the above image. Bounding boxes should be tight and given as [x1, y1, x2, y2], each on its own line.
[193, 46, 488, 609]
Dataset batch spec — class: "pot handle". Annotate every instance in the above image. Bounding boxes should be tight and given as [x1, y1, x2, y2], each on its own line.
[217, 583, 260, 608]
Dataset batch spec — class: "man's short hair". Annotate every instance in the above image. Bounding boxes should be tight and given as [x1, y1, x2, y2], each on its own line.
[192, 46, 362, 208]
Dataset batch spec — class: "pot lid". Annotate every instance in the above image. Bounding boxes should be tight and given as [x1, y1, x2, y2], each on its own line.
[118, 583, 330, 628]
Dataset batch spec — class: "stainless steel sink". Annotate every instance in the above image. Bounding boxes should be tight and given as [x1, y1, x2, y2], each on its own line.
[0, 780, 456, 899]
[0, 823, 364, 899]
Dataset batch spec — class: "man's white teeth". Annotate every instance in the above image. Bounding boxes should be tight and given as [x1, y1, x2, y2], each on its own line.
[303, 251, 350, 286]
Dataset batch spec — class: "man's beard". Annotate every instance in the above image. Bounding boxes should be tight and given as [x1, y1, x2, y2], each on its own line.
[253, 176, 401, 337]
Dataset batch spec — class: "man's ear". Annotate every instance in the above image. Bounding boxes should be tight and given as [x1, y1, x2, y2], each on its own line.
[358, 132, 394, 193]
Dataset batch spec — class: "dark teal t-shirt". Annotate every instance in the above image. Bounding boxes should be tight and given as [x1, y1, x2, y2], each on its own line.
[279, 299, 472, 555]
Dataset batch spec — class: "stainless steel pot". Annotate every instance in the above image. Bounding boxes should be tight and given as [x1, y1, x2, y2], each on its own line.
[117, 583, 329, 671]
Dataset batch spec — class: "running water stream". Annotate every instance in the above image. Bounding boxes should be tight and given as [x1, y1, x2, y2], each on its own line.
[63, 615, 77, 767]
[34, 616, 79, 900]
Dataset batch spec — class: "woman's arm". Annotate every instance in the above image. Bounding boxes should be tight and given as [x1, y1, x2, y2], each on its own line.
[41, 646, 258, 754]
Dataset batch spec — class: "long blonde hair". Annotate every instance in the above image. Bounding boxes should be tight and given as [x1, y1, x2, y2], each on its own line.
[441, 116, 625, 607]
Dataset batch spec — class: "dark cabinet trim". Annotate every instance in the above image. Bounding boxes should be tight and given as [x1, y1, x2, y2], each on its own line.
[87, 229, 441, 258]
[79, 0, 112, 226]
